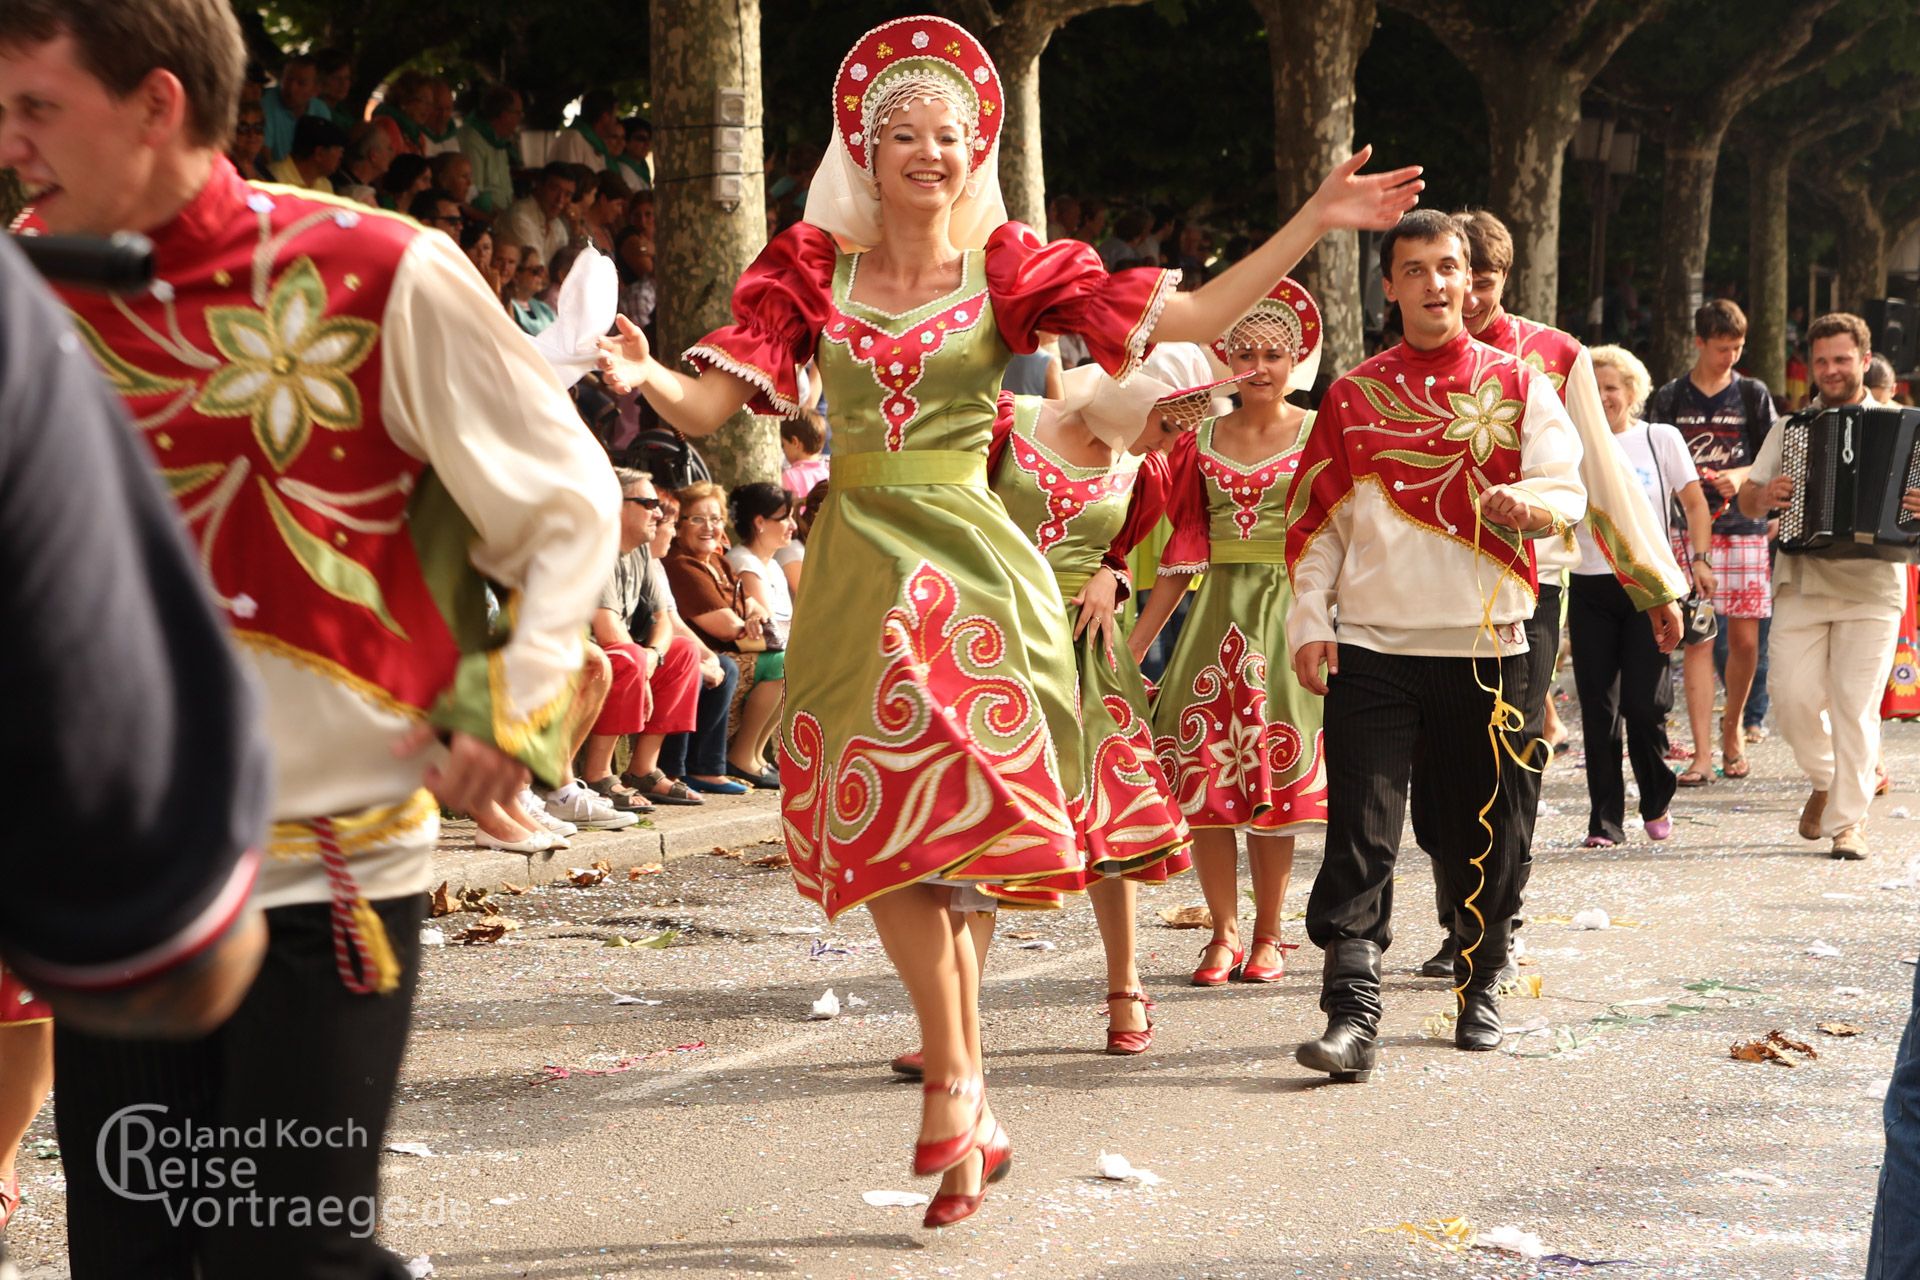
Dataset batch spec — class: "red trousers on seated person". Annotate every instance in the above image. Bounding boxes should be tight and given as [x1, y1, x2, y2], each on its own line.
[592, 637, 702, 736]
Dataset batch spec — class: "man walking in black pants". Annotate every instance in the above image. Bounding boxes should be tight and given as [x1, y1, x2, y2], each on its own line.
[1284, 210, 1586, 1079]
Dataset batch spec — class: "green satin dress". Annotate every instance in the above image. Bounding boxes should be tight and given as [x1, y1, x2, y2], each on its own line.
[689, 221, 1177, 919]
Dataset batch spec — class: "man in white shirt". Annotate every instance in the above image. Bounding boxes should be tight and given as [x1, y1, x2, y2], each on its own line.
[501, 162, 575, 271]
[1737, 312, 1920, 860]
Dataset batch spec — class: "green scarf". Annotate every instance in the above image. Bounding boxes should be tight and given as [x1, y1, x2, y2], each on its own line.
[468, 117, 523, 166]
[375, 101, 424, 146]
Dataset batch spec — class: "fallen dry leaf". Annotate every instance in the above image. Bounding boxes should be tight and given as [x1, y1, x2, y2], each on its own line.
[429, 882, 454, 918]
[748, 850, 791, 868]
[496, 882, 529, 895]
[1768, 1029, 1818, 1058]
[1005, 930, 1045, 941]
[1158, 904, 1213, 930]
[629, 863, 665, 880]
[458, 886, 498, 915]
[568, 867, 609, 888]
[707, 845, 741, 860]
[1818, 1022, 1864, 1037]
[591, 858, 613, 873]
[1731, 1029, 1819, 1066]
[455, 918, 520, 945]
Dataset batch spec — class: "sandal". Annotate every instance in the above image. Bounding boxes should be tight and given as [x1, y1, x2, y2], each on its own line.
[622, 769, 705, 807]
[586, 776, 654, 814]
[1720, 754, 1750, 780]
[1676, 762, 1714, 787]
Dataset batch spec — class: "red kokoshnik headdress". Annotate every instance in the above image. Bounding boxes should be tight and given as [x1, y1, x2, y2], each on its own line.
[1208, 276, 1323, 394]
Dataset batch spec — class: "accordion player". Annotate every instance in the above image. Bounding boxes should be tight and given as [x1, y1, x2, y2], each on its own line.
[1773, 403, 1920, 563]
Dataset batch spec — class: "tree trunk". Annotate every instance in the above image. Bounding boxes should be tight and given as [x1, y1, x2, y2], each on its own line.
[1651, 128, 1724, 384]
[650, 0, 778, 489]
[984, 14, 1052, 232]
[1834, 184, 1889, 315]
[1479, 67, 1581, 327]
[1745, 148, 1791, 395]
[1254, 0, 1376, 377]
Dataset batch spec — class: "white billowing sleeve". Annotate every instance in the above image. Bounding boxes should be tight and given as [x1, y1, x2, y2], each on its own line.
[1554, 349, 1687, 603]
[379, 230, 620, 732]
[1511, 370, 1587, 537]
[1286, 494, 1350, 656]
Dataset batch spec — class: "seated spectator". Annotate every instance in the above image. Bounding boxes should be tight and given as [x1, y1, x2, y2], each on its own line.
[780, 413, 829, 501]
[562, 162, 599, 245]
[459, 84, 523, 215]
[534, 641, 640, 831]
[227, 99, 271, 181]
[613, 227, 657, 329]
[428, 151, 477, 215]
[240, 61, 266, 109]
[503, 163, 575, 276]
[664, 483, 784, 791]
[581, 470, 706, 812]
[626, 188, 656, 239]
[1046, 193, 1080, 242]
[372, 69, 432, 156]
[314, 48, 353, 115]
[336, 124, 394, 205]
[780, 478, 827, 598]
[553, 90, 623, 172]
[458, 222, 496, 290]
[583, 169, 632, 253]
[649, 494, 741, 798]
[410, 186, 463, 239]
[507, 248, 557, 334]
[1097, 207, 1152, 270]
[261, 53, 328, 162]
[621, 116, 654, 188]
[421, 77, 462, 156]
[376, 153, 431, 212]
[491, 240, 522, 305]
[268, 116, 346, 194]
[545, 243, 582, 304]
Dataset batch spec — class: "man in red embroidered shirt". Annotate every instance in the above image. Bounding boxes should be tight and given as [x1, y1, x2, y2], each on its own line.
[0, 0, 617, 1273]
[1285, 210, 1586, 1081]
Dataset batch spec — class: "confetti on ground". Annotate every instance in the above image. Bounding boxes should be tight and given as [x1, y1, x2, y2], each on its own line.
[1805, 939, 1841, 958]
[862, 1190, 930, 1208]
[386, 1142, 435, 1157]
[535, 1041, 705, 1084]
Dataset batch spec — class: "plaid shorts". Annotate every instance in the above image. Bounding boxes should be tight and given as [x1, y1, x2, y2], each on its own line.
[1674, 531, 1772, 619]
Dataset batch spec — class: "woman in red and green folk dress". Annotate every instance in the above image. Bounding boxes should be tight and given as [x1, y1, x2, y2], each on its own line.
[1127, 280, 1330, 990]
[597, 14, 1420, 1228]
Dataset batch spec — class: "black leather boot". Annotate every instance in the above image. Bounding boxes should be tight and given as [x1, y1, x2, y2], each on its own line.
[1418, 933, 1456, 978]
[1296, 938, 1382, 1082]
[1453, 918, 1510, 1051]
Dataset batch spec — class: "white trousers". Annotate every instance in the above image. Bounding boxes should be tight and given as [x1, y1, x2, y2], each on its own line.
[1769, 586, 1902, 836]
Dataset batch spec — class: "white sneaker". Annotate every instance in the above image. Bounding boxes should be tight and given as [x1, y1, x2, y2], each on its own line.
[477, 829, 554, 854]
[521, 788, 578, 838]
[545, 781, 640, 830]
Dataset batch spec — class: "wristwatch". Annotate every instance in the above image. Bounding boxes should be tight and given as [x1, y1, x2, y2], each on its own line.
[1692, 552, 1712, 565]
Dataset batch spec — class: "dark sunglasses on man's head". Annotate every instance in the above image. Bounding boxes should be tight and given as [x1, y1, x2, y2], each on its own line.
[624, 495, 662, 509]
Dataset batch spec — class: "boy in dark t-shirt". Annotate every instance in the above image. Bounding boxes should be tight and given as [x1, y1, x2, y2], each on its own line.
[1644, 299, 1775, 784]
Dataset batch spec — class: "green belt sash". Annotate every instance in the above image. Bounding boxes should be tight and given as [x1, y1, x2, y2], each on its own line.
[1209, 541, 1289, 565]
[833, 450, 986, 490]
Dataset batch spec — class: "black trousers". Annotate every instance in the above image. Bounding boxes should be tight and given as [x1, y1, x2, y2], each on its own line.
[55, 895, 424, 1279]
[1306, 644, 1532, 952]
[1411, 583, 1559, 927]
[1568, 573, 1678, 841]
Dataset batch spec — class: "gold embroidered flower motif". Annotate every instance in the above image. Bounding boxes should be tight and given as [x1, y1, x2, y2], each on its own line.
[194, 257, 377, 472]
[1205, 717, 1264, 791]
[1441, 378, 1523, 466]
[1522, 350, 1566, 392]
[876, 41, 894, 58]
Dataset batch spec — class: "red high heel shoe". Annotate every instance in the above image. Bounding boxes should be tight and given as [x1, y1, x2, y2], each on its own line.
[1237, 936, 1297, 983]
[1105, 991, 1156, 1054]
[1191, 939, 1244, 987]
[913, 1077, 984, 1177]
[923, 1122, 1012, 1228]
[890, 1050, 924, 1078]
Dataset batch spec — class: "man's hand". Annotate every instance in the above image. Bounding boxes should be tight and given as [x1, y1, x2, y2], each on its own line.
[700, 654, 725, 688]
[1293, 641, 1338, 695]
[1765, 475, 1794, 508]
[1648, 600, 1683, 654]
[1478, 485, 1546, 532]
[1690, 558, 1717, 600]
[1903, 487, 1920, 517]
[394, 727, 530, 814]
[1703, 468, 1737, 500]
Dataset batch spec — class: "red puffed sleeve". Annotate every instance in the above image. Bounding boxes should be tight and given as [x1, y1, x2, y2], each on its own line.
[1157, 431, 1211, 575]
[987, 390, 1018, 476]
[985, 223, 1179, 383]
[684, 222, 836, 418]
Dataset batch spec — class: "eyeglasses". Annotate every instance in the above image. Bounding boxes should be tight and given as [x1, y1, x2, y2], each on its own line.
[234, 122, 265, 136]
[424, 214, 461, 228]
[519, 264, 548, 276]
[684, 514, 725, 527]
[623, 495, 662, 509]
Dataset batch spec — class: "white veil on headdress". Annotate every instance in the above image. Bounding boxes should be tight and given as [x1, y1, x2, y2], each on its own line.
[804, 16, 1008, 252]
[1206, 277, 1324, 394]
[1056, 342, 1252, 450]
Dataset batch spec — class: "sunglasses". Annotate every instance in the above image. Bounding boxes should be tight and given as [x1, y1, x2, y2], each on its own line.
[624, 495, 662, 509]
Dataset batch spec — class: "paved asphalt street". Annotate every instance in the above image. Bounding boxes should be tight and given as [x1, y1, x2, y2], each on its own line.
[9, 700, 1919, 1279]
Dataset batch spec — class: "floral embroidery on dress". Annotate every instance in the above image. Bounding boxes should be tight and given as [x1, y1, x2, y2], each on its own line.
[1007, 431, 1137, 553]
[824, 290, 988, 451]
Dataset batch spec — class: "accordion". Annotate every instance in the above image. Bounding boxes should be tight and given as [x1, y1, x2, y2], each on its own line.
[1777, 403, 1920, 562]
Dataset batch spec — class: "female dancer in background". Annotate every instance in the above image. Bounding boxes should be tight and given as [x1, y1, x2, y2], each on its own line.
[1128, 281, 1330, 989]
[599, 14, 1420, 1226]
